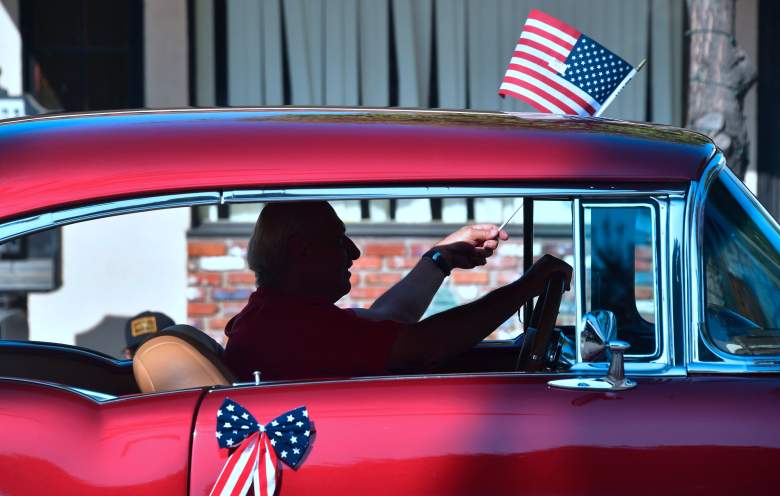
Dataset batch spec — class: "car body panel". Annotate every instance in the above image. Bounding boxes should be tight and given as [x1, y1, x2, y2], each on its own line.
[0, 379, 201, 495]
[2, 109, 778, 495]
[0, 108, 713, 221]
[190, 375, 780, 495]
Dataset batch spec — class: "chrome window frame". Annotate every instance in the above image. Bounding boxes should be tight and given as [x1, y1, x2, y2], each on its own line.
[0, 192, 222, 244]
[575, 200, 664, 361]
[688, 155, 780, 372]
[0, 186, 683, 244]
[0, 185, 684, 378]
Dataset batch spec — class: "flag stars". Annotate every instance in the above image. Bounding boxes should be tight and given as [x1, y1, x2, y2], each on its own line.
[281, 450, 288, 459]
[226, 439, 234, 447]
[217, 409, 223, 417]
[290, 435, 298, 444]
[287, 415, 295, 422]
[303, 410, 309, 418]
[304, 430, 310, 437]
[241, 413, 249, 420]
[296, 421, 304, 427]
[223, 422, 232, 428]
[226, 404, 235, 412]
[293, 448, 300, 455]
[216, 431, 222, 439]
[271, 420, 279, 427]
[232, 415, 238, 421]
[270, 439, 277, 446]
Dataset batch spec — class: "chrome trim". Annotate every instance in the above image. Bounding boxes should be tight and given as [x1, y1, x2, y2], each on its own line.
[655, 194, 674, 367]
[567, 362, 687, 376]
[71, 387, 118, 401]
[667, 192, 687, 367]
[0, 376, 117, 403]
[0, 187, 687, 244]
[0, 192, 221, 243]
[571, 198, 585, 363]
[579, 201, 663, 361]
[686, 153, 725, 367]
[550, 339, 638, 391]
[689, 162, 780, 372]
[572, 198, 584, 363]
[0, 339, 130, 366]
[223, 186, 685, 203]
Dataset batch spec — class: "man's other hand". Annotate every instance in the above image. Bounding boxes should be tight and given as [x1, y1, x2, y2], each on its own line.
[434, 224, 509, 270]
[522, 254, 573, 293]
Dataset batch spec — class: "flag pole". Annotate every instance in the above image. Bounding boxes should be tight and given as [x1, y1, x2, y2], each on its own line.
[594, 59, 647, 117]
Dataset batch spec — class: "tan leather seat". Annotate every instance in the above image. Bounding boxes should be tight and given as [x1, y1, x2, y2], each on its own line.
[133, 325, 236, 393]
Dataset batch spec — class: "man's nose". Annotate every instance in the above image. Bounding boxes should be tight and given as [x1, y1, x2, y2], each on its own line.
[346, 236, 360, 260]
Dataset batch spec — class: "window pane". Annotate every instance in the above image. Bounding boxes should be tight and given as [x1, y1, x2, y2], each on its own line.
[584, 206, 657, 356]
[702, 174, 780, 356]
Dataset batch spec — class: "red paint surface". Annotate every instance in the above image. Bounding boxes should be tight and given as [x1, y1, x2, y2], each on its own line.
[0, 380, 201, 495]
[3, 373, 779, 494]
[190, 374, 780, 495]
[0, 108, 714, 221]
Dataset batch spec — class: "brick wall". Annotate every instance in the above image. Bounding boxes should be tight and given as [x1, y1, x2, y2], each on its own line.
[187, 236, 576, 344]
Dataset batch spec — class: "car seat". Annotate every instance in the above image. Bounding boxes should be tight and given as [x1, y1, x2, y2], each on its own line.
[133, 324, 235, 393]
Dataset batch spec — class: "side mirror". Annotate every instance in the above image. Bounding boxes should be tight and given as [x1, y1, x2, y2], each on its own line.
[580, 310, 617, 362]
[548, 310, 636, 391]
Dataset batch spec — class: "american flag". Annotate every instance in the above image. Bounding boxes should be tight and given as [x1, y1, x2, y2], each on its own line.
[210, 400, 313, 496]
[498, 9, 635, 116]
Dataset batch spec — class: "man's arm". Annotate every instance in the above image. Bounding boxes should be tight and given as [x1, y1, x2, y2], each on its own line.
[386, 254, 573, 370]
[353, 225, 508, 324]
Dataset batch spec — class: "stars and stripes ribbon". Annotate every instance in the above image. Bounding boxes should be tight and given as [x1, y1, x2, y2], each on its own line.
[210, 399, 314, 496]
[499, 9, 636, 116]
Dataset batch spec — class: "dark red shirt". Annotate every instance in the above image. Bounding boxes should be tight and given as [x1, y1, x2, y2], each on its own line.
[224, 288, 402, 381]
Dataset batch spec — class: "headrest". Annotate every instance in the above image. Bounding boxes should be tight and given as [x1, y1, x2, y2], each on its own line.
[133, 325, 235, 393]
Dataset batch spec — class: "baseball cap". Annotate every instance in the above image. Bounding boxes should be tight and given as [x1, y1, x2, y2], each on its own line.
[125, 311, 175, 351]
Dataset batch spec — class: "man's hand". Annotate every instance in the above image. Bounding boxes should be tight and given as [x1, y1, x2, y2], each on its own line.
[434, 224, 509, 270]
[521, 254, 573, 294]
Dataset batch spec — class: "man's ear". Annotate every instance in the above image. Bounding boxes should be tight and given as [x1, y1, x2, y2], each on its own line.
[287, 233, 310, 259]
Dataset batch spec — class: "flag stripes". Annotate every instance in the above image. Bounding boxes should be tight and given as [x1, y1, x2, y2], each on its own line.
[499, 9, 633, 117]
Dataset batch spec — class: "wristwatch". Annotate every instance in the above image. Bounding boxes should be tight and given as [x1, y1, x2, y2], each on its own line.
[422, 248, 452, 276]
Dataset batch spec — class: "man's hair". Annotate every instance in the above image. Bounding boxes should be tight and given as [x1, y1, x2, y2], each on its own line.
[247, 201, 333, 286]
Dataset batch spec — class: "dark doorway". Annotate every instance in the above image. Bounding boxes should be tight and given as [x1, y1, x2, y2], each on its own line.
[20, 0, 144, 112]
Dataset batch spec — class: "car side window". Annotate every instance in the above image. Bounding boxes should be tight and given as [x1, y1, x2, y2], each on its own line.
[584, 204, 658, 357]
[702, 174, 780, 356]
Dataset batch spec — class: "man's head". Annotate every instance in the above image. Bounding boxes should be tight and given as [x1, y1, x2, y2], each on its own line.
[247, 201, 360, 302]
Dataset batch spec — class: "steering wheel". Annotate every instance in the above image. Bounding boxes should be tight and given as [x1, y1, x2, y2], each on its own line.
[516, 272, 567, 372]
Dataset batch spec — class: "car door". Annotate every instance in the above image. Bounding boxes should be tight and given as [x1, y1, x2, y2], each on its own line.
[188, 373, 780, 495]
[188, 184, 780, 495]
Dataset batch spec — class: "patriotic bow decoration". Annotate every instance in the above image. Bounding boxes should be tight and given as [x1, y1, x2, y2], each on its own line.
[210, 399, 314, 496]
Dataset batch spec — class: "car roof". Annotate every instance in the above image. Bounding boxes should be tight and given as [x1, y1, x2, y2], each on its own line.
[0, 107, 714, 221]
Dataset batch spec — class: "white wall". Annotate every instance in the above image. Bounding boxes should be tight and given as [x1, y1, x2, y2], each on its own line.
[28, 208, 190, 345]
[0, 0, 21, 96]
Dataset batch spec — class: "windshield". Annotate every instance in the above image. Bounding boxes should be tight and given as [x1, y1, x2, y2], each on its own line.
[702, 171, 780, 356]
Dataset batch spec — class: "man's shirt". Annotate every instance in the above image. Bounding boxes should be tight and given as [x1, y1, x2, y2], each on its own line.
[224, 288, 402, 381]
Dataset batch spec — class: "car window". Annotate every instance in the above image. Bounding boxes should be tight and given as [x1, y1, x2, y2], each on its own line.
[3, 195, 575, 363]
[196, 197, 574, 342]
[702, 173, 780, 356]
[584, 204, 658, 357]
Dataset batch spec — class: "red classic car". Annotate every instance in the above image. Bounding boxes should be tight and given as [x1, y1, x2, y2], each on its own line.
[1, 108, 779, 495]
